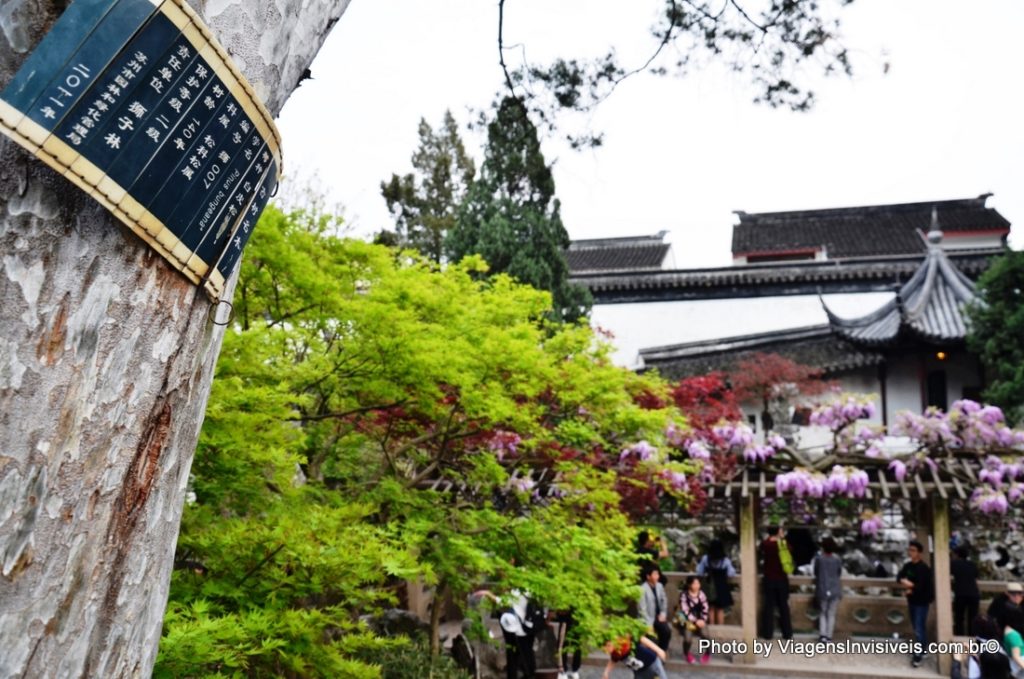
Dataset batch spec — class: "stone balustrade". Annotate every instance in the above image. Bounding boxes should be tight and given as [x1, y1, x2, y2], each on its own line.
[662, 572, 1007, 639]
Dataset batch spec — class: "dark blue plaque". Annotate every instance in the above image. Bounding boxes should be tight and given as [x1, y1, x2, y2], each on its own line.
[0, 0, 282, 301]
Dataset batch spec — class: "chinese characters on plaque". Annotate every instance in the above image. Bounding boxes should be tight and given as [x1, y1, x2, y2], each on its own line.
[0, 0, 282, 300]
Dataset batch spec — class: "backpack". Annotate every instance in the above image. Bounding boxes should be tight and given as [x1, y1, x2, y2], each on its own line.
[702, 559, 717, 602]
[778, 539, 795, 575]
[522, 599, 546, 638]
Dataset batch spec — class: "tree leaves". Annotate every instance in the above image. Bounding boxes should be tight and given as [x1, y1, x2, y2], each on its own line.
[161, 204, 695, 672]
[968, 251, 1024, 425]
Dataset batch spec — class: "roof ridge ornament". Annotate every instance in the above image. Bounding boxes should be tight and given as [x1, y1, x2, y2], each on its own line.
[926, 206, 944, 246]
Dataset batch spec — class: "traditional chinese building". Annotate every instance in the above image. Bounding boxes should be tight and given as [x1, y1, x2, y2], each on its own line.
[572, 195, 1012, 428]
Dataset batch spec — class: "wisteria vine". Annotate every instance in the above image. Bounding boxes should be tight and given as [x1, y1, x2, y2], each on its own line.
[670, 395, 1024, 533]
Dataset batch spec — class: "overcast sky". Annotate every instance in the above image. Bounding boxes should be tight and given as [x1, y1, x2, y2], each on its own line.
[276, 0, 1023, 268]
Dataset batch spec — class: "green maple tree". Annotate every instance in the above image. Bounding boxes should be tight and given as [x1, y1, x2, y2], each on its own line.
[158, 203, 696, 674]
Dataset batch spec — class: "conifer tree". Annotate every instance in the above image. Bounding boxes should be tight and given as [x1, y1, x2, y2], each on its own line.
[380, 110, 475, 262]
[447, 96, 591, 322]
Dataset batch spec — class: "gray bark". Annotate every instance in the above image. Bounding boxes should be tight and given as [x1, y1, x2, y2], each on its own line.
[0, 0, 350, 676]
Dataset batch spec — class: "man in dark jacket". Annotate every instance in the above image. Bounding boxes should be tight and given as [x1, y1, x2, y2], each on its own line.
[759, 525, 792, 640]
[897, 540, 934, 668]
[950, 545, 980, 636]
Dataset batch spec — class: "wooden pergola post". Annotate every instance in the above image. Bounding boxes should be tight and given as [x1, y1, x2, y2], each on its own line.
[738, 494, 758, 664]
[932, 495, 953, 676]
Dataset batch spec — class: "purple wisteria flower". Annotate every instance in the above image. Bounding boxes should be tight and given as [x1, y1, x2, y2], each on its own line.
[971, 487, 1009, 514]
[744, 445, 776, 463]
[511, 477, 535, 494]
[620, 440, 657, 462]
[684, 439, 711, 461]
[888, 458, 907, 482]
[810, 395, 877, 431]
[660, 469, 688, 490]
[860, 512, 884, 536]
[665, 423, 685, 446]
[709, 421, 784, 463]
[775, 469, 826, 498]
[488, 430, 521, 460]
[712, 423, 755, 449]
[979, 456, 1006, 488]
[824, 465, 869, 498]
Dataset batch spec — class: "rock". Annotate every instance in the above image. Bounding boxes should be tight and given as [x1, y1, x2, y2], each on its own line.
[842, 548, 873, 576]
[663, 526, 715, 570]
[362, 608, 431, 638]
[533, 625, 558, 668]
[451, 634, 477, 678]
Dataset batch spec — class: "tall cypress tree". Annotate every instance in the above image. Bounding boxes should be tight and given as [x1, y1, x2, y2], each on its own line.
[380, 110, 475, 262]
[447, 96, 591, 322]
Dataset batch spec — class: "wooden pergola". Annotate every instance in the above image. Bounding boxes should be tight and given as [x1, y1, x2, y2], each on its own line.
[415, 454, 994, 675]
[705, 455, 989, 676]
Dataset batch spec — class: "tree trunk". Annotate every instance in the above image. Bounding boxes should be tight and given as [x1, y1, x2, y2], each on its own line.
[429, 583, 450, 658]
[0, 0, 350, 676]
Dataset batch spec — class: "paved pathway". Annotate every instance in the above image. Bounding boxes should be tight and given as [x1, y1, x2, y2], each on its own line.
[576, 665, 784, 679]
[568, 635, 943, 679]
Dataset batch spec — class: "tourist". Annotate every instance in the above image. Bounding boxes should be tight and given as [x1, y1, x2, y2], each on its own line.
[897, 540, 935, 668]
[638, 561, 672, 651]
[677, 575, 711, 664]
[602, 635, 669, 679]
[1009, 584, 1024, 615]
[812, 536, 843, 642]
[950, 614, 1011, 679]
[696, 539, 736, 625]
[636, 530, 670, 565]
[999, 605, 1024, 678]
[759, 525, 793, 640]
[476, 588, 541, 679]
[554, 609, 581, 679]
[952, 545, 981, 637]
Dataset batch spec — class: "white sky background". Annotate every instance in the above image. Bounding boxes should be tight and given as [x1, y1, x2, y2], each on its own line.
[276, 0, 1024, 267]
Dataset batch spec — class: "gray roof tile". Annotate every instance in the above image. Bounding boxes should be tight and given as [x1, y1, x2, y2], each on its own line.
[733, 195, 1010, 259]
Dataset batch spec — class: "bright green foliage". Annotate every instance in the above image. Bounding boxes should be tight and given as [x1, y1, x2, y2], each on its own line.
[968, 250, 1024, 425]
[350, 637, 470, 679]
[158, 204, 695, 674]
[447, 96, 591, 323]
[380, 110, 475, 262]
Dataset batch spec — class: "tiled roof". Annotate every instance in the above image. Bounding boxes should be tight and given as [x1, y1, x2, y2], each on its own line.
[573, 250, 1000, 303]
[732, 194, 1010, 258]
[639, 325, 883, 379]
[567, 233, 671, 273]
[825, 228, 978, 345]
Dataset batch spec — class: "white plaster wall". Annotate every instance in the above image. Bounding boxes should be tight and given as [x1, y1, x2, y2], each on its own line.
[885, 356, 923, 422]
[942, 233, 1005, 250]
[591, 292, 894, 369]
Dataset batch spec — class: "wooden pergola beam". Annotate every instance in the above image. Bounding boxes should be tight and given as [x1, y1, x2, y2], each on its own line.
[878, 469, 891, 499]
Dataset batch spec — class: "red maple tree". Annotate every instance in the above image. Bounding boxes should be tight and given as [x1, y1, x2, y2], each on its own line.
[728, 352, 831, 430]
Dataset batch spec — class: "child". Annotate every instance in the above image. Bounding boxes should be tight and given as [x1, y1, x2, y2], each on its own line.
[602, 635, 668, 679]
[677, 575, 711, 664]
